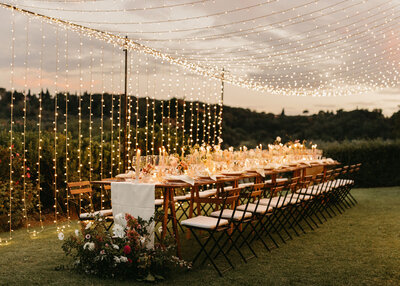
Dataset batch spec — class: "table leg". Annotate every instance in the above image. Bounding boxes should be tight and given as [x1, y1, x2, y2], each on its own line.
[271, 173, 277, 184]
[186, 186, 196, 240]
[161, 189, 169, 241]
[189, 186, 195, 219]
[168, 188, 181, 258]
[233, 179, 239, 188]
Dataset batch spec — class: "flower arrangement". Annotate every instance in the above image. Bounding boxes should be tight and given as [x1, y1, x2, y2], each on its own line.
[141, 163, 155, 175]
[177, 160, 188, 174]
[61, 213, 191, 281]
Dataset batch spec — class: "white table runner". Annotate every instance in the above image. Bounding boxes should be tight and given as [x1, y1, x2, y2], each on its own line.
[111, 182, 155, 246]
[111, 182, 155, 220]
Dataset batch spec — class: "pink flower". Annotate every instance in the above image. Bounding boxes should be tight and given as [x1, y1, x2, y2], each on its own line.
[100, 250, 105, 255]
[123, 245, 131, 255]
[26, 173, 30, 178]
[105, 243, 109, 247]
[128, 258, 132, 264]
[16, 153, 19, 157]
[85, 234, 91, 240]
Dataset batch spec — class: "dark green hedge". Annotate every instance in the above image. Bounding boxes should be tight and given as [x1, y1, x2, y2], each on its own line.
[321, 139, 400, 188]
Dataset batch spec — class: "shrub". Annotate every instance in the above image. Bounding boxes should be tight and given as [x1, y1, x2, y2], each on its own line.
[321, 139, 400, 188]
[0, 145, 39, 231]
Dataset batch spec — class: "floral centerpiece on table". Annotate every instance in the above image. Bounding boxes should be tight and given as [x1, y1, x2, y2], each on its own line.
[177, 160, 188, 174]
[61, 214, 191, 281]
[142, 163, 155, 175]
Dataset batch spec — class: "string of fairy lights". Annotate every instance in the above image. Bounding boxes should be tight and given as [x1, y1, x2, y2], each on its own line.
[109, 47, 115, 178]
[0, 7, 16, 246]
[64, 30, 71, 225]
[53, 25, 59, 229]
[22, 17, 29, 233]
[36, 19, 44, 234]
[0, 0, 399, 243]
[0, 2, 223, 244]
[2, 2, 397, 97]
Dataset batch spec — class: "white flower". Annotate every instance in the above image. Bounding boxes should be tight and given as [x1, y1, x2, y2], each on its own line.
[74, 229, 80, 237]
[85, 222, 93, 230]
[100, 250, 105, 255]
[85, 234, 91, 240]
[112, 224, 125, 238]
[140, 236, 146, 244]
[58, 232, 64, 241]
[112, 244, 119, 250]
[120, 256, 128, 263]
[158, 226, 163, 234]
[114, 213, 127, 228]
[83, 242, 95, 251]
[114, 256, 121, 264]
[276, 136, 281, 142]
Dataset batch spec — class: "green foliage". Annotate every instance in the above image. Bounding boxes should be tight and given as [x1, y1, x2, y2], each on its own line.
[320, 139, 400, 188]
[0, 145, 39, 231]
[221, 107, 400, 148]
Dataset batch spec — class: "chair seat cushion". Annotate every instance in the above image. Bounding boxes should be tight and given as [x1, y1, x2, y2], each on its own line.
[297, 185, 330, 195]
[238, 182, 254, 188]
[237, 203, 270, 214]
[181, 215, 229, 229]
[265, 178, 288, 184]
[257, 196, 289, 208]
[290, 193, 313, 201]
[210, 209, 253, 220]
[186, 188, 218, 199]
[333, 179, 354, 186]
[296, 188, 318, 195]
[80, 209, 113, 219]
[174, 195, 188, 201]
[154, 199, 164, 206]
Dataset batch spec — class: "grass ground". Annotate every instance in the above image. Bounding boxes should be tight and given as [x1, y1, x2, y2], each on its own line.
[1, 187, 400, 286]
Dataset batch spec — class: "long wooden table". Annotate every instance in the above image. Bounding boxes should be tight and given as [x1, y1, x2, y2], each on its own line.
[91, 161, 339, 257]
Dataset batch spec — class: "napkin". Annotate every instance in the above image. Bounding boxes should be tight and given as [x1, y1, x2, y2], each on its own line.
[116, 170, 135, 179]
[206, 170, 218, 181]
[326, 158, 335, 164]
[166, 174, 195, 185]
[255, 168, 265, 177]
[299, 161, 311, 167]
[267, 163, 279, 170]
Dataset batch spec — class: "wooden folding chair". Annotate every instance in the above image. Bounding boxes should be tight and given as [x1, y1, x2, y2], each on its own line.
[181, 189, 241, 276]
[67, 181, 113, 229]
[217, 184, 275, 259]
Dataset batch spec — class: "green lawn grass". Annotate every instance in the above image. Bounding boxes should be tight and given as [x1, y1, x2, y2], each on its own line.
[1, 187, 400, 286]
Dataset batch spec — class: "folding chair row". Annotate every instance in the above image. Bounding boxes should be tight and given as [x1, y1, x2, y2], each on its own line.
[181, 165, 361, 276]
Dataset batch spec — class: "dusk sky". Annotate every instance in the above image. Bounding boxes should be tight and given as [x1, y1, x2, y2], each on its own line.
[0, 0, 399, 115]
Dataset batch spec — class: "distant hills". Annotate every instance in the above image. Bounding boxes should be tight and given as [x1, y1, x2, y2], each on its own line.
[1, 87, 399, 148]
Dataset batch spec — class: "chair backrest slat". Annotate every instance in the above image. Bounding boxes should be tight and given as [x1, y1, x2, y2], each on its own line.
[70, 187, 92, 195]
[68, 181, 91, 188]
[68, 181, 92, 195]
